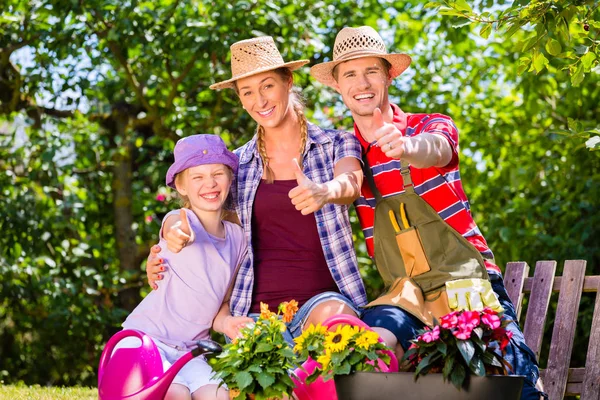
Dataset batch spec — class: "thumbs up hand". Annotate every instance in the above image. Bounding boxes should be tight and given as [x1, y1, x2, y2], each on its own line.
[373, 107, 408, 159]
[164, 209, 194, 253]
[288, 158, 329, 215]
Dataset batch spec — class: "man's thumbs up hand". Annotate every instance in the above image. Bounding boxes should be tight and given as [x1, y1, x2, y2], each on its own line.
[288, 158, 329, 215]
[373, 107, 408, 159]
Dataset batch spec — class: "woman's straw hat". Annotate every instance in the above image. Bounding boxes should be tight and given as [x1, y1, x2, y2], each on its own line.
[310, 26, 412, 87]
[210, 36, 309, 90]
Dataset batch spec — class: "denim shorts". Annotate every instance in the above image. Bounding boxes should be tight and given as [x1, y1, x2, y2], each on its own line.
[360, 305, 425, 351]
[248, 291, 361, 346]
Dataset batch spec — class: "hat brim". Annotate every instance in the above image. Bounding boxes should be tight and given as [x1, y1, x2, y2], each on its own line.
[310, 53, 412, 88]
[166, 152, 239, 189]
[210, 60, 310, 91]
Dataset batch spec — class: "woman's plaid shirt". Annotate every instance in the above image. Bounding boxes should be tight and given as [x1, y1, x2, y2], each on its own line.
[228, 122, 368, 316]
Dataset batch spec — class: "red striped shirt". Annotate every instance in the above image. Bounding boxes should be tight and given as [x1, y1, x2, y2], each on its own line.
[354, 104, 501, 274]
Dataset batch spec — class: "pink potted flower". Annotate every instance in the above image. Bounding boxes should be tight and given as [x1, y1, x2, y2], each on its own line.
[404, 308, 514, 390]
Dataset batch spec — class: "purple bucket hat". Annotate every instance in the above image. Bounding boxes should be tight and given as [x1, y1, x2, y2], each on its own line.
[166, 134, 239, 188]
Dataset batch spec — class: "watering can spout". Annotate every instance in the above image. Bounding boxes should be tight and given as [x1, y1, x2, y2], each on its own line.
[134, 340, 224, 399]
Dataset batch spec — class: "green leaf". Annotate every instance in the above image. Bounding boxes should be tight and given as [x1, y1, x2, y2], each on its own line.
[442, 354, 455, 378]
[532, 51, 549, 74]
[545, 38, 562, 56]
[557, 17, 571, 43]
[574, 45, 588, 56]
[415, 352, 443, 375]
[480, 24, 492, 39]
[450, 17, 472, 28]
[517, 57, 531, 75]
[439, 8, 466, 17]
[436, 341, 448, 355]
[471, 356, 486, 376]
[256, 371, 276, 389]
[234, 371, 253, 390]
[255, 343, 274, 353]
[581, 52, 597, 70]
[567, 117, 583, 132]
[337, 361, 352, 375]
[453, 0, 472, 13]
[424, 1, 441, 8]
[457, 340, 476, 365]
[571, 63, 584, 87]
[449, 363, 467, 389]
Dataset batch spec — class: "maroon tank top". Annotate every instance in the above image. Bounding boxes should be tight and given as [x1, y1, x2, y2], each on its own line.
[249, 179, 339, 313]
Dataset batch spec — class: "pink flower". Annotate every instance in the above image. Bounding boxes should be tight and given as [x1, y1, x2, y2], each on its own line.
[453, 327, 473, 340]
[440, 311, 459, 329]
[421, 326, 441, 343]
[156, 194, 166, 202]
[145, 215, 153, 223]
[481, 312, 501, 329]
[457, 310, 480, 331]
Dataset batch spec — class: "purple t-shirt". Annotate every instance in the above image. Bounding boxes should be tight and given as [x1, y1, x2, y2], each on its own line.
[249, 179, 338, 313]
[123, 208, 246, 349]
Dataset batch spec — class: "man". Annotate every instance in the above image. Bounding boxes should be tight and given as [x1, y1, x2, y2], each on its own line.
[310, 26, 545, 400]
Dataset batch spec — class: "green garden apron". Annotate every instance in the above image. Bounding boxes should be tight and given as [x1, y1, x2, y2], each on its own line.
[362, 157, 491, 326]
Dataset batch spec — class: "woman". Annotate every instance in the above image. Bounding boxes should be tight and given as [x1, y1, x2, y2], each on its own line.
[147, 36, 367, 343]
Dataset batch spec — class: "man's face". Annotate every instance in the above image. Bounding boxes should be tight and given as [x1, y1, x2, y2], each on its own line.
[332, 57, 392, 117]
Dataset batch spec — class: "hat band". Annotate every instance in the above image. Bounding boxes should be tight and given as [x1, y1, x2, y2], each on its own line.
[335, 49, 388, 62]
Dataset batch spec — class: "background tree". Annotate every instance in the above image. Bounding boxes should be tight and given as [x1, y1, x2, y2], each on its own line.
[0, 0, 597, 387]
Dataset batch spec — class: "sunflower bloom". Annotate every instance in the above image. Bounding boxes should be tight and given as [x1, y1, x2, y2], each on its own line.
[325, 325, 353, 352]
[355, 330, 380, 349]
[317, 350, 331, 369]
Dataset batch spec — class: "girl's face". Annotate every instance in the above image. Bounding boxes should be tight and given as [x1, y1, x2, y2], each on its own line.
[175, 164, 232, 217]
[236, 70, 293, 129]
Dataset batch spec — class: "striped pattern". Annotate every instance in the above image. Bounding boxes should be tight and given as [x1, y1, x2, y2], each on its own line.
[354, 104, 501, 274]
[229, 122, 368, 317]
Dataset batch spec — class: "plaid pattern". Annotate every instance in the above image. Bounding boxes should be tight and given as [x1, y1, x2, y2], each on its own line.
[229, 122, 368, 316]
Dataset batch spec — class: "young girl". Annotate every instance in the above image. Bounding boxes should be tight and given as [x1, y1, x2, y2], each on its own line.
[117, 134, 252, 400]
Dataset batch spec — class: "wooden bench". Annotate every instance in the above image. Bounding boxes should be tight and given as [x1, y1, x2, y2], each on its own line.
[504, 260, 599, 400]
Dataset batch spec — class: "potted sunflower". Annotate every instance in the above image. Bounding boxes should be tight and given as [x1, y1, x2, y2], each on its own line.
[293, 315, 396, 384]
[211, 301, 300, 400]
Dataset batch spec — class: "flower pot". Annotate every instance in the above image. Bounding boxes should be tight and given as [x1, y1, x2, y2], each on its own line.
[334, 372, 524, 400]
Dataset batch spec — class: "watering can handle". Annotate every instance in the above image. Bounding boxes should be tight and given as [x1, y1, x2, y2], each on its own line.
[320, 314, 399, 372]
[97, 329, 156, 387]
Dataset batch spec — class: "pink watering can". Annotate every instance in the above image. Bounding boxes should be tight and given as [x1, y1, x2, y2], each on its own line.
[292, 314, 399, 400]
[98, 329, 222, 400]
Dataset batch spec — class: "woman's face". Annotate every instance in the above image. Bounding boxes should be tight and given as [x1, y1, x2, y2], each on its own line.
[236, 70, 293, 130]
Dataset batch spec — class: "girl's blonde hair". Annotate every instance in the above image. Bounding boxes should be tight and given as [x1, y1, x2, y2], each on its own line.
[236, 67, 308, 184]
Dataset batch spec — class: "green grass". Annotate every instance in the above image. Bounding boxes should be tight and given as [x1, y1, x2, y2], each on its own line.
[0, 384, 96, 399]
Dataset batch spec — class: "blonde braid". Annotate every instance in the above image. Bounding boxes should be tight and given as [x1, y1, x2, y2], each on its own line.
[295, 102, 308, 168]
[256, 124, 275, 184]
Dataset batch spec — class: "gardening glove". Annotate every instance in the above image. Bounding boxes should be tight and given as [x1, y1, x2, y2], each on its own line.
[445, 278, 503, 312]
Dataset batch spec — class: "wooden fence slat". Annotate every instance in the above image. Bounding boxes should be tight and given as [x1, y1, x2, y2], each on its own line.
[523, 275, 600, 293]
[522, 261, 557, 359]
[581, 260, 600, 400]
[543, 260, 586, 400]
[504, 261, 529, 318]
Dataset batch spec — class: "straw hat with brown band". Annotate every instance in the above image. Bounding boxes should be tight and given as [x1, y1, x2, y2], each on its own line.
[310, 26, 412, 88]
[210, 36, 310, 91]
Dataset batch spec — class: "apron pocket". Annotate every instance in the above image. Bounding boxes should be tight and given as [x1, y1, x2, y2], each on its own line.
[396, 227, 431, 278]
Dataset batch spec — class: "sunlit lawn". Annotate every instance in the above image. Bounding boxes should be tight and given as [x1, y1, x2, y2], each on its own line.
[0, 384, 96, 399]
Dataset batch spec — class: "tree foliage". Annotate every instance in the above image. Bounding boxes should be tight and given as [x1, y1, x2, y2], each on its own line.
[0, 0, 598, 386]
